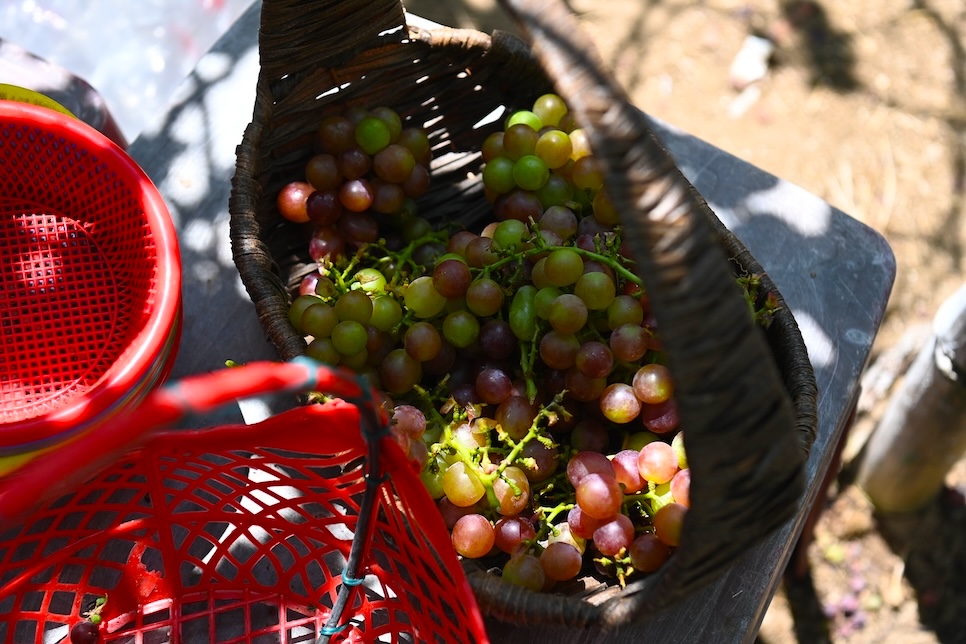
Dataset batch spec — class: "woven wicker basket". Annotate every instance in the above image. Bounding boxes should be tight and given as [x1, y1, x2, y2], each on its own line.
[230, 0, 818, 629]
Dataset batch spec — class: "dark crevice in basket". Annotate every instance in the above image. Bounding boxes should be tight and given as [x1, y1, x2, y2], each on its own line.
[230, 0, 819, 630]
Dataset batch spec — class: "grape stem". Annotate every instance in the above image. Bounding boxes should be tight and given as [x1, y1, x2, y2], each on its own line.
[481, 240, 644, 289]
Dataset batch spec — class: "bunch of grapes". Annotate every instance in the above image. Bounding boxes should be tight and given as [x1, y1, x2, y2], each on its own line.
[279, 95, 778, 593]
[276, 105, 432, 266]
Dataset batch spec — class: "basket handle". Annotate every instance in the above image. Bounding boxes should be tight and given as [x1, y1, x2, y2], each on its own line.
[256, 0, 407, 92]
[0, 358, 386, 529]
[464, 0, 808, 626]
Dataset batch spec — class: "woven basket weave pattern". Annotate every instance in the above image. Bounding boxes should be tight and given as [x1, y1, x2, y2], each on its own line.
[230, 0, 819, 629]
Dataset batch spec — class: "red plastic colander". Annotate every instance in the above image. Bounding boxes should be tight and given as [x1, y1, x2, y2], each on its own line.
[0, 100, 181, 476]
[0, 358, 489, 643]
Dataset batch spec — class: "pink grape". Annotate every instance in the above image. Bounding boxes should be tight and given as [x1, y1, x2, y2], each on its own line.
[566, 450, 614, 487]
[599, 383, 642, 424]
[540, 542, 583, 581]
[451, 513, 495, 558]
[612, 449, 646, 493]
[641, 397, 680, 434]
[392, 405, 426, 439]
[629, 533, 671, 572]
[593, 513, 635, 557]
[670, 468, 691, 508]
[494, 516, 537, 553]
[653, 502, 687, 547]
[575, 473, 623, 520]
[567, 505, 602, 540]
[493, 466, 531, 515]
[633, 363, 675, 404]
[637, 441, 679, 484]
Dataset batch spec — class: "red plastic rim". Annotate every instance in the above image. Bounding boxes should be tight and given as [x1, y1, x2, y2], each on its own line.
[0, 101, 181, 452]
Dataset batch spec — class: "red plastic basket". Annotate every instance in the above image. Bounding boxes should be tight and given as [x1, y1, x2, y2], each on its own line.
[0, 100, 181, 477]
[0, 359, 489, 644]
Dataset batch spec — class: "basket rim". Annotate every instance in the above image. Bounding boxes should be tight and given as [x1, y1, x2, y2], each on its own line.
[0, 100, 182, 451]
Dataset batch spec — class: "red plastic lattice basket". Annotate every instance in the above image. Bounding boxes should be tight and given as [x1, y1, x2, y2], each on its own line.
[0, 359, 489, 643]
[0, 100, 181, 476]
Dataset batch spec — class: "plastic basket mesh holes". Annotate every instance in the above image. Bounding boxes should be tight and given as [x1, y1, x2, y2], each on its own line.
[0, 121, 157, 423]
[0, 442, 484, 642]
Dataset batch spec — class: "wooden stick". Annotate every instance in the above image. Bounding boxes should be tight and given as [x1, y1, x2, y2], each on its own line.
[856, 282, 966, 513]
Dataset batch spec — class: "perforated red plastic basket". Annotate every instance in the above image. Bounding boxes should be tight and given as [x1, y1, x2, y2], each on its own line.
[0, 359, 489, 643]
[0, 100, 181, 476]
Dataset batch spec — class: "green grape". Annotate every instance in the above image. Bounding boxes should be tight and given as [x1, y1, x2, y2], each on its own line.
[402, 216, 433, 242]
[534, 286, 563, 320]
[482, 157, 516, 195]
[569, 128, 593, 160]
[331, 320, 368, 355]
[289, 294, 322, 334]
[442, 310, 480, 349]
[548, 293, 588, 334]
[543, 248, 584, 287]
[370, 294, 403, 332]
[420, 466, 445, 499]
[607, 294, 645, 329]
[503, 552, 545, 591]
[335, 290, 374, 324]
[405, 276, 447, 319]
[354, 267, 387, 294]
[301, 302, 339, 338]
[531, 93, 568, 128]
[653, 502, 687, 547]
[369, 106, 402, 141]
[506, 109, 543, 131]
[535, 174, 575, 209]
[534, 130, 573, 169]
[492, 219, 530, 253]
[441, 461, 486, 507]
[355, 116, 391, 155]
[524, 257, 547, 290]
[339, 348, 369, 371]
[512, 155, 550, 192]
[575, 271, 616, 310]
[625, 430, 660, 451]
[306, 337, 340, 365]
[672, 430, 688, 469]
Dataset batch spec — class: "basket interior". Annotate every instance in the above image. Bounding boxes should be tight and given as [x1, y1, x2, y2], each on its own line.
[0, 435, 484, 643]
[0, 117, 160, 424]
[250, 31, 554, 298]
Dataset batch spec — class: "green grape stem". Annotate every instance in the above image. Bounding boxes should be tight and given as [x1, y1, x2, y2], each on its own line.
[482, 241, 643, 290]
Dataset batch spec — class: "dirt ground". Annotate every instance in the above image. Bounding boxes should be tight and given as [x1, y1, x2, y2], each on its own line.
[403, 0, 966, 641]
